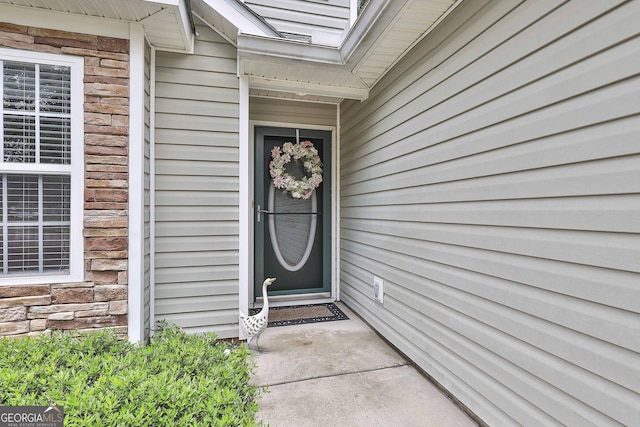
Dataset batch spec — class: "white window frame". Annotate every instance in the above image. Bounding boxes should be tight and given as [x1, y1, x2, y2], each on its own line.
[0, 47, 84, 285]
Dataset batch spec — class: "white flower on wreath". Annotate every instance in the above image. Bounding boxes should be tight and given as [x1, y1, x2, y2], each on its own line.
[269, 141, 323, 199]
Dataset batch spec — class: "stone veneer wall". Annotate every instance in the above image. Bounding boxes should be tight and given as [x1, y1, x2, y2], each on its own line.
[0, 23, 130, 338]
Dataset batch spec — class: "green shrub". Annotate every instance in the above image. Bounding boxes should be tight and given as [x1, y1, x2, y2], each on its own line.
[0, 323, 264, 426]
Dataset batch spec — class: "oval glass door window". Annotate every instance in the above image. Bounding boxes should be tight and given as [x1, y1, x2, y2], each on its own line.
[267, 183, 317, 272]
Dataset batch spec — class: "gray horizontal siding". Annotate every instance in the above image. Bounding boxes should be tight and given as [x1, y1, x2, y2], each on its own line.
[246, 0, 350, 38]
[154, 22, 240, 338]
[251, 97, 337, 126]
[339, 0, 640, 426]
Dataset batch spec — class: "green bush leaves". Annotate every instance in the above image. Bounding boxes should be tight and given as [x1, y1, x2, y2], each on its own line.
[0, 323, 263, 426]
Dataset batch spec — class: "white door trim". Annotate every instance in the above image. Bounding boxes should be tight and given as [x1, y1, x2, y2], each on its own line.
[245, 120, 339, 311]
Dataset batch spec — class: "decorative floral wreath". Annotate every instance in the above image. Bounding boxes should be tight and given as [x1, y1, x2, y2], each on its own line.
[269, 141, 323, 199]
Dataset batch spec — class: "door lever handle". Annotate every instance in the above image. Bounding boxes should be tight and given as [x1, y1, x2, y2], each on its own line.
[257, 205, 272, 222]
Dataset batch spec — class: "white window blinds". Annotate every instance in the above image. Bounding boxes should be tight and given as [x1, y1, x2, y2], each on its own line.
[1, 59, 73, 275]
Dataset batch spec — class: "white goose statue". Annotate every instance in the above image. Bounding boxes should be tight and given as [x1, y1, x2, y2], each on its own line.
[240, 277, 276, 351]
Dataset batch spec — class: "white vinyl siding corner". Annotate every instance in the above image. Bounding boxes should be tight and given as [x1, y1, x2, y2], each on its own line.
[153, 22, 240, 337]
[339, 1, 640, 425]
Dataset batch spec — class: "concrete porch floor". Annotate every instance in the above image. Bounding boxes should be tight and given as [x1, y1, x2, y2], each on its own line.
[250, 302, 478, 427]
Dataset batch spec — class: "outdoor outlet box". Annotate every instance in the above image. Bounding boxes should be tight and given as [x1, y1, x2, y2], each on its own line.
[373, 276, 384, 303]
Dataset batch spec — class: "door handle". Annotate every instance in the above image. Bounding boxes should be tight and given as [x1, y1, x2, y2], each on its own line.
[257, 205, 272, 222]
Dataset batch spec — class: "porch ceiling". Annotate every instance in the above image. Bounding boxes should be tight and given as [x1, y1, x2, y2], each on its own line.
[235, 0, 461, 103]
[0, 0, 194, 51]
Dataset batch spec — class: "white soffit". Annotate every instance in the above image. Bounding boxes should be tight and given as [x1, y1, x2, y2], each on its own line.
[232, 0, 460, 101]
[0, 0, 194, 51]
[352, 0, 459, 87]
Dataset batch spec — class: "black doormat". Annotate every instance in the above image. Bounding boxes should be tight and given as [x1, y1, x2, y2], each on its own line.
[249, 303, 349, 327]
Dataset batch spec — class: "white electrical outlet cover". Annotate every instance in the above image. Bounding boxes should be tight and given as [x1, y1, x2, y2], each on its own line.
[373, 276, 384, 303]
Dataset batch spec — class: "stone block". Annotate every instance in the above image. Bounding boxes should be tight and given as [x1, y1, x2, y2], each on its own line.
[84, 133, 128, 147]
[85, 237, 127, 251]
[30, 319, 47, 331]
[34, 36, 96, 50]
[100, 59, 128, 69]
[86, 250, 128, 260]
[97, 37, 129, 53]
[48, 315, 127, 330]
[111, 115, 128, 127]
[48, 312, 74, 321]
[0, 285, 50, 298]
[85, 146, 129, 157]
[85, 178, 128, 188]
[6, 330, 50, 338]
[84, 271, 119, 285]
[29, 302, 109, 316]
[51, 288, 94, 304]
[83, 215, 127, 229]
[85, 202, 128, 210]
[94, 285, 127, 302]
[84, 56, 100, 67]
[84, 228, 128, 237]
[85, 171, 128, 181]
[84, 103, 129, 116]
[0, 30, 33, 44]
[90, 67, 129, 79]
[0, 320, 30, 336]
[28, 27, 96, 43]
[0, 295, 51, 309]
[90, 189, 128, 203]
[51, 282, 94, 290]
[85, 154, 128, 166]
[0, 307, 27, 322]
[108, 300, 128, 315]
[91, 259, 128, 272]
[84, 124, 128, 136]
[118, 271, 128, 285]
[85, 112, 112, 126]
[75, 307, 109, 318]
[84, 82, 129, 98]
[0, 23, 28, 34]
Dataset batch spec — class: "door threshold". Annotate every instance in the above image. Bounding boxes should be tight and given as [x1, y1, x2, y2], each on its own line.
[255, 292, 332, 308]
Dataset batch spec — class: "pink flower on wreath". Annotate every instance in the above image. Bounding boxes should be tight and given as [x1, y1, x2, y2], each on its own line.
[273, 176, 285, 188]
[271, 146, 281, 157]
[301, 140, 313, 148]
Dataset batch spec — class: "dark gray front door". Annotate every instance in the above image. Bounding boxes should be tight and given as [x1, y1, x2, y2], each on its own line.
[254, 127, 331, 299]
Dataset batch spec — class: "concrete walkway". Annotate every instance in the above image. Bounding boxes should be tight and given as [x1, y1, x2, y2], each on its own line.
[251, 303, 478, 427]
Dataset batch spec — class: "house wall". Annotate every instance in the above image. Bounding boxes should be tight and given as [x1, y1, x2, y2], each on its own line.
[153, 22, 240, 337]
[245, 0, 350, 41]
[339, 1, 640, 426]
[0, 23, 130, 337]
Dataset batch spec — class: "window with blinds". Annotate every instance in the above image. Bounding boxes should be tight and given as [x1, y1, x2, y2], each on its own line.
[0, 51, 81, 281]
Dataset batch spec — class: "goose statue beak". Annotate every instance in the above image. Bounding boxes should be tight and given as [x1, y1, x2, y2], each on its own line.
[266, 277, 276, 285]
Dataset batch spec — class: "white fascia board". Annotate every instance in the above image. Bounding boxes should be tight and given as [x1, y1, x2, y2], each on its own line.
[238, 34, 343, 65]
[177, 0, 196, 50]
[340, 0, 408, 65]
[202, 0, 280, 37]
[248, 76, 368, 101]
[0, 3, 130, 38]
